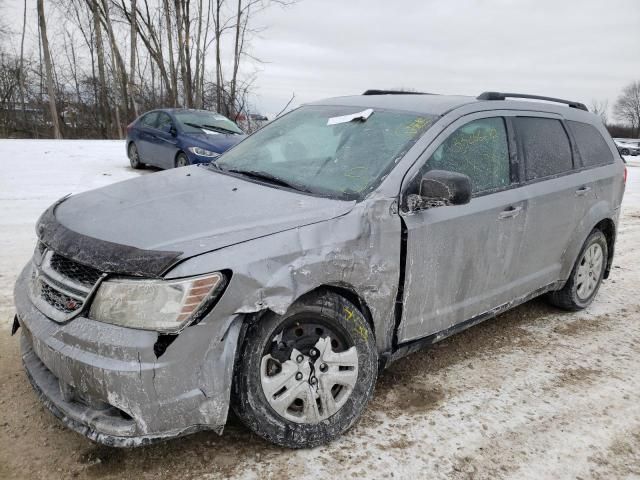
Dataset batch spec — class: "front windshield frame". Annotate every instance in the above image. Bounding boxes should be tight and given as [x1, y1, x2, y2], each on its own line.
[213, 105, 438, 201]
[174, 110, 244, 135]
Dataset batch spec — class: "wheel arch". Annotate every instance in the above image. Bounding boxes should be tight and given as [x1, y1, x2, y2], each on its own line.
[235, 283, 377, 348]
[593, 217, 616, 279]
[561, 212, 617, 285]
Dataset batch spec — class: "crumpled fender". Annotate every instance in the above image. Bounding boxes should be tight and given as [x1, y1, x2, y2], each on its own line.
[165, 197, 402, 353]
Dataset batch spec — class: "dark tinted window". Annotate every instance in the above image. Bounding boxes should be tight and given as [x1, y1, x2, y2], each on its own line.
[568, 120, 614, 167]
[421, 117, 510, 193]
[140, 112, 158, 128]
[516, 117, 572, 180]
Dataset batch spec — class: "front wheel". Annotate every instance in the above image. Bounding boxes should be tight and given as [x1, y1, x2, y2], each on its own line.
[547, 229, 608, 311]
[232, 291, 378, 448]
[175, 152, 190, 168]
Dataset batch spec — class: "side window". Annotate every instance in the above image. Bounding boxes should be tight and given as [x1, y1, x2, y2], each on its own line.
[567, 120, 614, 168]
[155, 112, 173, 132]
[515, 117, 572, 180]
[421, 117, 510, 193]
[140, 112, 158, 128]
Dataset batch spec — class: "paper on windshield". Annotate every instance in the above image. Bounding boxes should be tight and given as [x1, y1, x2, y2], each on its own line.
[327, 108, 374, 126]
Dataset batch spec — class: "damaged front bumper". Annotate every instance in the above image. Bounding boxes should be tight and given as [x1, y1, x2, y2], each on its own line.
[14, 263, 242, 447]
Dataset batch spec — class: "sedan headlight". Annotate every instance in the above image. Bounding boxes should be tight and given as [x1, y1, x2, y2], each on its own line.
[89, 272, 225, 332]
[188, 146, 220, 158]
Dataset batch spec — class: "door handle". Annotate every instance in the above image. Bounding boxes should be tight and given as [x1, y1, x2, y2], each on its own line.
[499, 206, 523, 219]
[575, 186, 592, 197]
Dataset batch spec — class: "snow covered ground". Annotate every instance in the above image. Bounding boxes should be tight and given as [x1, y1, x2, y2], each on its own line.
[0, 140, 639, 479]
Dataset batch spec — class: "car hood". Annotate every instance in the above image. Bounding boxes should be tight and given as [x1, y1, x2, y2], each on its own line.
[41, 166, 355, 276]
[184, 132, 246, 152]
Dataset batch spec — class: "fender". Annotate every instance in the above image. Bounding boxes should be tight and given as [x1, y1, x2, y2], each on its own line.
[558, 200, 618, 284]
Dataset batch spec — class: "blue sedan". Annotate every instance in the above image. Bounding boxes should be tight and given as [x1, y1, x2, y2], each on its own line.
[126, 109, 246, 169]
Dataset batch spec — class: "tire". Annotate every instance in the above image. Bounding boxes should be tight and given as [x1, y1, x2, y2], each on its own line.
[175, 152, 190, 168]
[547, 229, 608, 311]
[232, 290, 378, 448]
[128, 143, 144, 169]
[621, 148, 629, 156]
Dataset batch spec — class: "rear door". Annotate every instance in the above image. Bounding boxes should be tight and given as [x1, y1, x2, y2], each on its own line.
[136, 112, 159, 164]
[398, 113, 528, 343]
[509, 114, 584, 295]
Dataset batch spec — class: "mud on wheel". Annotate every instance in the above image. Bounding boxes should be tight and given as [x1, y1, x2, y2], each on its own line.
[232, 290, 378, 448]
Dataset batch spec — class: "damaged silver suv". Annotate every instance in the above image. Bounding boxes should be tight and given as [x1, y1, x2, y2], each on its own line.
[13, 90, 625, 448]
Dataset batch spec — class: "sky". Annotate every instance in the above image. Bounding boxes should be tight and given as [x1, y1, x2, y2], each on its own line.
[2, 0, 639, 120]
[245, 0, 640, 118]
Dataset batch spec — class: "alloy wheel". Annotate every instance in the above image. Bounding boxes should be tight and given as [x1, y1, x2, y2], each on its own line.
[575, 243, 604, 300]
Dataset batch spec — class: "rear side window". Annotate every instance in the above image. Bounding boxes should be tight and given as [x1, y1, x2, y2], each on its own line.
[422, 117, 510, 193]
[515, 117, 572, 180]
[156, 112, 173, 131]
[140, 112, 159, 128]
[567, 120, 614, 168]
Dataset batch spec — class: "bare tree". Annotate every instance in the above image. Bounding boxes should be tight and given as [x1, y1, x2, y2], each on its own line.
[129, 0, 139, 117]
[614, 81, 640, 137]
[18, 0, 28, 121]
[591, 99, 609, 125]
[37, 0, 63, 138]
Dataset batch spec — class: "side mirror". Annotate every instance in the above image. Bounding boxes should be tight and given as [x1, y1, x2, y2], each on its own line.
[418, 169, 472, 207]
[169, 125, 177, 136]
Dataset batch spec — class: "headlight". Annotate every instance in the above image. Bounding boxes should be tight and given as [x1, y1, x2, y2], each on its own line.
[188, 146, 220, 158]
[89, 272, 225, 332]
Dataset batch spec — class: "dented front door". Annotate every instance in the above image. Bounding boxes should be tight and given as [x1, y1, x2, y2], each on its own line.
[397, 114, 527, 343]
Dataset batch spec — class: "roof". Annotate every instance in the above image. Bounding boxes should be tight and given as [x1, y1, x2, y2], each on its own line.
[310, 92, 597, 122]
[310, 94, 475, 116]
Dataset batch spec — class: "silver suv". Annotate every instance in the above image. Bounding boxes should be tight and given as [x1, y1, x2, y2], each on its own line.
[13, 90, 625, 448]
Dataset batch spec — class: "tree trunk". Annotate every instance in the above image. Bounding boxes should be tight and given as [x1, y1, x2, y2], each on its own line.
[91, 0, 109, 137]
[229, 0, 242, 116]
[162, 0, 178, 106]
[215, 0, 222, 112]
[19, 0, 27, 127]
[37, 0, 62, 139]
[129, 0, 139, 117]
[174, 0, 188, 107]
[101, 0, 128, 136]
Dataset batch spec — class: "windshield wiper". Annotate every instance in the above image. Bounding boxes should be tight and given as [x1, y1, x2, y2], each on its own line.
[223, 168, 311, 193]
[201, 124, 240, 135]
[183, 122, 240, 135]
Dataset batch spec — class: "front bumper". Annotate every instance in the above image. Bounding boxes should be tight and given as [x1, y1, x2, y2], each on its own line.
[14, 263, 242, 447]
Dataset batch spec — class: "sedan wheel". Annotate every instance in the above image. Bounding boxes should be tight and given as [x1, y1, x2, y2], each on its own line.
[128, 143, 143, 169]
[176, 153, 190, 168]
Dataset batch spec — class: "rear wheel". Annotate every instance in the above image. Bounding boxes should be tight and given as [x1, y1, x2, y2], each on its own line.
[175, 152, 190, 168]
[128, 143, 144, 169]
[621, 148, 630, 156]
[232, 291, 377, 448]
[548, 229, 608, 310]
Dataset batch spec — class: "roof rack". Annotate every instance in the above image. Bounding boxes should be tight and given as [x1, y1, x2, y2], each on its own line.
[477, 91, 588, 111]
[363, 89, 432, 96]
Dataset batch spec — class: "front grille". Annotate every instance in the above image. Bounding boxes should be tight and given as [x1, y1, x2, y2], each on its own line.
[50, 253, 102, 288]
[39, 281, 84, 313]
[30, 248, 104, 322]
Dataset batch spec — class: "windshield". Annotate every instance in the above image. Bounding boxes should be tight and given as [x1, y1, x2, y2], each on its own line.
[175, 110, 244, 135]
[215, 105, 436, 200]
